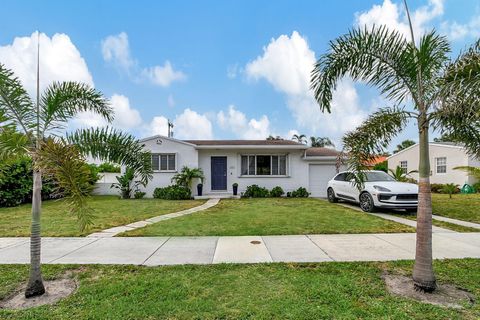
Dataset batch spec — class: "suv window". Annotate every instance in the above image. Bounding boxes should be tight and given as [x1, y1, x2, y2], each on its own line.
[334, 173, 346, 181]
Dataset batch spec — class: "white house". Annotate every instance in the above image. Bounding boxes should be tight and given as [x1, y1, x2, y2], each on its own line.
[387, 142, 480, 185]
[117, 135, 344, 198]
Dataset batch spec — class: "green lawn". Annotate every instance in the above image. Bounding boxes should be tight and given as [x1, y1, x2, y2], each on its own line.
[0, 260, 479, 319]
[123, 198, 414, 236]
[0, 196, 204, 237]
[432, 193, 480, 224]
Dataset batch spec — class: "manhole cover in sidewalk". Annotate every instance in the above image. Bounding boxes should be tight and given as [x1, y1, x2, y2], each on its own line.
[250, 240, 261, 245]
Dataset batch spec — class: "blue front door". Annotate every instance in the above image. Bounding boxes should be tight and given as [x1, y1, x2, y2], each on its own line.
[211, 157, 227, 190]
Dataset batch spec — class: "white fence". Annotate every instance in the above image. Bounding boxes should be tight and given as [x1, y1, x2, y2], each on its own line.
[93, 172, 121, 196]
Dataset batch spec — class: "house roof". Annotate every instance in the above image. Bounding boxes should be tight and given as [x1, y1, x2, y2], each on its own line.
[305, 147, 341, 157]
[364, 156, 388, 166]
[183, 139, 305, 146]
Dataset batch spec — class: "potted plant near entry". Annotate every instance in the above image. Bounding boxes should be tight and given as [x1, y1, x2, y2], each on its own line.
[197, 183, 203, 196]
[232, 183, 238, 196]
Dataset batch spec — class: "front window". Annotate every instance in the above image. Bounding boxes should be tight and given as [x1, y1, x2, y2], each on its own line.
[365, 171, 396, 182]
[152, 153, 176, 171]
[436, 157, 447, 174]
[400, 161, 408, 174]
[240, 155, 287, 176]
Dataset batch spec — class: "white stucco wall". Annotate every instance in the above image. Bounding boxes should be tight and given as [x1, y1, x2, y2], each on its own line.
[138, 137, 199, 197]
[197, 149, 310, 195]
[388, 144, 474, 185]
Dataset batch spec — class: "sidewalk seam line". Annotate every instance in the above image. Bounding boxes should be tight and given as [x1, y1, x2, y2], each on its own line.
[141, 237, 171, 265]
[305, 235, 335, 261]
[48, 238, 101, 263]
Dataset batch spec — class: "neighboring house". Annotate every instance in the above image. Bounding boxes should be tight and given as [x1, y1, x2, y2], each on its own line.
[364, 155, 388, 169]
[118, 135, 344, 198]
[387, 142, 480, 185]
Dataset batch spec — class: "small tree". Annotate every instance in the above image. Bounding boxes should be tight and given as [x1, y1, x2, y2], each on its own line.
[389, 166, 418, 182]
[310, 136, 335, 147]
[441, 183, 459, 198]
[172, 166, 205, 189]
[111, 168, 144, 199]
[292, 133, 307, 144]
[393, 139, 416, 153]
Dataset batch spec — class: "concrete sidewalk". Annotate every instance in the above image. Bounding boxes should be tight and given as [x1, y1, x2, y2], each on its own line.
[1, 232, 479, 265]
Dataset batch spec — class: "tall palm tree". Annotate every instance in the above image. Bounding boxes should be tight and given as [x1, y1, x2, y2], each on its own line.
[311, 7, 480, 291]
[292, 133, 307, 144]
[310, 136, 335, 148]
[0, 63, 152, 297]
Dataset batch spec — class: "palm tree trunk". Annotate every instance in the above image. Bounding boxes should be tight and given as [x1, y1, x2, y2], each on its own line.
[412, 122, 436, 292]
[25, 170, 45, 298]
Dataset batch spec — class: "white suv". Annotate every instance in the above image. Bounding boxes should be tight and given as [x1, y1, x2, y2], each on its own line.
[327, 170, 418, 212]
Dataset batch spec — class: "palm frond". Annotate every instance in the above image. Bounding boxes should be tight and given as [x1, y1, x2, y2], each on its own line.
[433, 39, 480, 158]
[34, 139, 95, 231]
[0, 127, 30, 161]
[40, 82, 112, 134]
[342, 107, 409, 188]
[66, 127, 153, 184]
[311, 25, 418, 112]
[0, 64, 35, 136]
[453, 166, 480, 179]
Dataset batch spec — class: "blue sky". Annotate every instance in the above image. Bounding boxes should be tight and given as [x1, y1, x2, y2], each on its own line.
[1, 0, 479, 150]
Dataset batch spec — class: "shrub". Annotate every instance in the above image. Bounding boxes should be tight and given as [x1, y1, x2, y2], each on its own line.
[243, 184, 269, 198]
[153, 185, 191, 200]
[430, 183, 445, 193]
[373, 161, 388, 173]
[270, 186, 284, 197]
[0, 157, 73, 207]
[134, 191, 146, 199]
[473, 182, 480, 193]
[290, 187, 309, 198]
[97, 162, 121, 173]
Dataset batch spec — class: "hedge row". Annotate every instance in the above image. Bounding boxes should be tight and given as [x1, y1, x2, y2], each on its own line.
[242, 185, 309, 198]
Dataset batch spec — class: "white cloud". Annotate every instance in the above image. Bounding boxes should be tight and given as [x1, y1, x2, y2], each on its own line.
[71, 94, 142, 130]
[101, 32, 186, 87]
[441, 15, 480, 41]
[147, 115, 169, 136]
[245, 31, 367, 143]
[101, 32, 135, 72]
[147, 108, 213, 139]
[142, 61, 186, 87]
[246, 31, 315, 96]
[217, 105, 272, 139]
[355, 0, 444, 40]
[173, 108, 213, 139]
[0, 31, 93, 97]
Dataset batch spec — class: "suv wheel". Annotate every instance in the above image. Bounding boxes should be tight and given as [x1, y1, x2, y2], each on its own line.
[327, 188, 338, 203]
[359, 192, 375, 212]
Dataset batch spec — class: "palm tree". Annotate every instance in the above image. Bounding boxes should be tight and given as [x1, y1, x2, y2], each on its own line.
[388, 166, 418, 182]
[393, 139, 416, 153]
[310, 136, 335, 147]
[311, 4, 480, 291]
[0, 63, 152, 297]
[441, 183, 459, 199]
[292, 133, 307, 144]
[172, 166, 205, 189]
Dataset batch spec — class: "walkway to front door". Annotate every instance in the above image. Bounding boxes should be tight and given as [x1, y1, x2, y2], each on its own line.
[211, 156, 227, 191]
